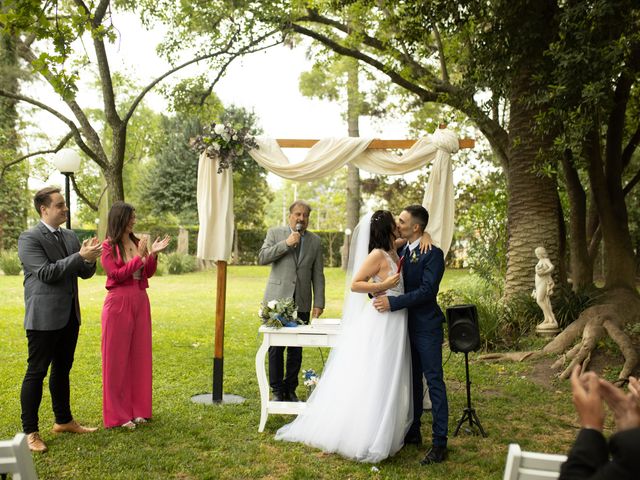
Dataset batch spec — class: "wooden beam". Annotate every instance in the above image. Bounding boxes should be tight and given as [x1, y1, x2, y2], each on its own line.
[276, 138, 475, 149]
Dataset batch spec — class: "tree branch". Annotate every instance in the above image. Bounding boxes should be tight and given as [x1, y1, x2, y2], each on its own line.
[289, 22, 437, 102]
[621, 121, 640, 170]
[1, 132, 74, 181]
[93, 0, 111, 24]
[199, 39, 284, 106]
[124, 30, 281, 123]
[92, 34, 121, 128]
[15, 37, 106, 160]
[0, 88, 106, 169]
[623, 167, 640, 196]
[70, 174, 99, 211]
[298, 9, 437, 85]
[433, 24, 449, 84]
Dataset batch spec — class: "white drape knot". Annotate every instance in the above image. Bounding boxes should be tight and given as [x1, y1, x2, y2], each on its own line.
[430, 128, 459, 154]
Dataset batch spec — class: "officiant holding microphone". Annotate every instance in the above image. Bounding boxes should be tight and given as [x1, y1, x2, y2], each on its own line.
[258, 200, 325, 402]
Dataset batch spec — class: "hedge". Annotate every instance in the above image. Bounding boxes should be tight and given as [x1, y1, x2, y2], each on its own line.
[71, 227, 346, 267]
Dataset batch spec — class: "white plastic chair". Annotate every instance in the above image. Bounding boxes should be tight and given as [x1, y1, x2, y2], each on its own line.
[0, 434, 38, 480]
[503, 443, 567, 480]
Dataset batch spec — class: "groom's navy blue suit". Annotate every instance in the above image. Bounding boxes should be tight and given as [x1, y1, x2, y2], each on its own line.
[388, 245, 448, 448]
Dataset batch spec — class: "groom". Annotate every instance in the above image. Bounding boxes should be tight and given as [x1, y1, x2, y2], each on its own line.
[373, 205, 449, 465]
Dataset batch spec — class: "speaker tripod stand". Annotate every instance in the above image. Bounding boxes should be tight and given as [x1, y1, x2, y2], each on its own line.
[453, 351, 487, 437]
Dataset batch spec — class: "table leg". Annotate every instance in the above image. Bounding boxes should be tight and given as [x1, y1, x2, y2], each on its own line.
[255, 335, 270, 432]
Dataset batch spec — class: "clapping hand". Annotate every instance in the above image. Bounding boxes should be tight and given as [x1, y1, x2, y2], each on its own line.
[599, 375, 640, 432]
[150, 235, 170, 255]
[79, 237, 102, 262]
[137, 235, 149, 258]
[570, 366, 605, 431]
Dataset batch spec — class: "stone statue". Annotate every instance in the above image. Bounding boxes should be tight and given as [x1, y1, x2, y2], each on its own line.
[532, 247, 559, 331]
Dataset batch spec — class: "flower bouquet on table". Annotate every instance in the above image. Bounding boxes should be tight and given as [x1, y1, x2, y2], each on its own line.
[259, 298, 302, 329]
[190, 122, 259, 173]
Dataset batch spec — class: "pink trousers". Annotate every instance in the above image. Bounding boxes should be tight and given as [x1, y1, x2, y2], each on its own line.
[101, 283, 152, 428]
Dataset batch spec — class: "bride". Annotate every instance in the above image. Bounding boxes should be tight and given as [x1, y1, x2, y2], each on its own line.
[275, 210, 414, 463]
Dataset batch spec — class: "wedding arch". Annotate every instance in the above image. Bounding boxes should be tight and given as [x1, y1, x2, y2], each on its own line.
[195, 126, 473, 402]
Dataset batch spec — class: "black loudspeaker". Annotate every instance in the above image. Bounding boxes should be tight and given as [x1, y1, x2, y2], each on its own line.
[446, 304, 480, 353]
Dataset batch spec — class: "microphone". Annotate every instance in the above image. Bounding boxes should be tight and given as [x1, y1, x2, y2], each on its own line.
[294, 223, 303, 247]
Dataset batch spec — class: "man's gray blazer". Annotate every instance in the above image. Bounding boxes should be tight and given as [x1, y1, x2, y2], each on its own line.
[258, 226, 325, 313]
[18, 222, 96, 331]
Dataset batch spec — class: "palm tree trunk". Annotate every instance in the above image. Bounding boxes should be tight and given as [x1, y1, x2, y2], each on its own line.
[504, 75, 561, 298]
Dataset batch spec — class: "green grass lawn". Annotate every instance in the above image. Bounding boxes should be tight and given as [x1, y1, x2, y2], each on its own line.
[0, 267, 581, 479]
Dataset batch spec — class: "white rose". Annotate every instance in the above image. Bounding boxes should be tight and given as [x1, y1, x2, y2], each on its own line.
[268, 300, 277, 309]
[212, 143, 221, 151]
[214, 124, 225, 135]
[221, 133, 230, 142]
[232, 134, 238, 141]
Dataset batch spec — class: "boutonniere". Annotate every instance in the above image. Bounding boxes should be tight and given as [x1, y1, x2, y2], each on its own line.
[410, 250, 419, 263]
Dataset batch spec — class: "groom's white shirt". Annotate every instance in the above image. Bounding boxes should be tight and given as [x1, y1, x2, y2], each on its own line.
[407, 238, 421, 253]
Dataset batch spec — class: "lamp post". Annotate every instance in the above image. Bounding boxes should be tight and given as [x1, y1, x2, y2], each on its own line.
[53, 149, 81, 229]
[342, 227, 352, 270]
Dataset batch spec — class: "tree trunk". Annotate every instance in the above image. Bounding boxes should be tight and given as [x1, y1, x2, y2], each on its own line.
[104, 168, 125, 203]
[561, 150, 594, 290]
[342, 59, 361, 269]
[586, 130, 636, 290]
[0, 30, 27, 249]
[503, 76, 561, 299]
[346, 60, 361, 231]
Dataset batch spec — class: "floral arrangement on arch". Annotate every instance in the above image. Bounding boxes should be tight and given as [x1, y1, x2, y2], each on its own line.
[259, 297, 302, 329]
[190, 122, 259, 173]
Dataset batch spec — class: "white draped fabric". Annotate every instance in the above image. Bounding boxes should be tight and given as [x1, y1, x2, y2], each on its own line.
[196, 128, 459, 260]
[196, 155, 234, 261]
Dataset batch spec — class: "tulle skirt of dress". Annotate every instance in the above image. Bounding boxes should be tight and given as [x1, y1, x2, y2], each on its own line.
[274, 300, 412, 463]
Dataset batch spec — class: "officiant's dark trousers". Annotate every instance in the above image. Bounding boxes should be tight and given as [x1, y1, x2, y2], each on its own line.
[269, 311, 310, 395]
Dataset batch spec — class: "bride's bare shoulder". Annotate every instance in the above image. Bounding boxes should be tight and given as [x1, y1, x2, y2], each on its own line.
[368, 248, 386, 260]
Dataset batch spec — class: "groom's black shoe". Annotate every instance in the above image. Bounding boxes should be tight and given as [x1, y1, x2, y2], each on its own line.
[404, 432, 422, 446]
[420, 445, 448, 465]
[286, 391, 300, 402]
[272, 392, 285, 402]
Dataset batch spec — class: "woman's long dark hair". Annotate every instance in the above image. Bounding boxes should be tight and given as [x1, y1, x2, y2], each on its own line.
[368, 210, 396, 252]
[106, 201, 139, 257]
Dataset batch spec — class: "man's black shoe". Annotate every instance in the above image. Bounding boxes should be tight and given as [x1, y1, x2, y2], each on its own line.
[272, 392, 285, 402]
[287, 391, 300, 402]
[420, 445, 448, 465]
[404, 432, 423, 446]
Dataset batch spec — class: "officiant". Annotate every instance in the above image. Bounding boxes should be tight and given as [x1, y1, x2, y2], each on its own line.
[258, 200, 325, 402]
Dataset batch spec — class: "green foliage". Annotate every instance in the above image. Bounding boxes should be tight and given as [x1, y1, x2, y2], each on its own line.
[551, 283, 603, 330]
[165, 252, 197, 275]
[440, 283, 540, 352]
[361, 171, 427, 218]
[138, 115, 202, 225]
[139, 106, 272, 229]
[0, 249, 20, 275]
[455, 169, 508, 290]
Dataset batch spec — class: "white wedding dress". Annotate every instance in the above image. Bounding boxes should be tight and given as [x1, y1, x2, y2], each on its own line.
[275, 218, 413, 463]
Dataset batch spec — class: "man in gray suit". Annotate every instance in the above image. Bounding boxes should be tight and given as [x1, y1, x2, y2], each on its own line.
[259, 200, 325, 402]
[18, 187, 102, 452]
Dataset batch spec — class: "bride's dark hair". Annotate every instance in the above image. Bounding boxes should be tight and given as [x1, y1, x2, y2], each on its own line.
[368, 210, 396, 252]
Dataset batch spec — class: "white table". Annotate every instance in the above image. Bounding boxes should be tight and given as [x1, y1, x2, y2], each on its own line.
[255, 319, 341, 432]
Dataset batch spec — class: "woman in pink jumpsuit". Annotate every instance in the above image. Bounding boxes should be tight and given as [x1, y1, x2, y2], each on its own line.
[100, 202, 169, 429]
